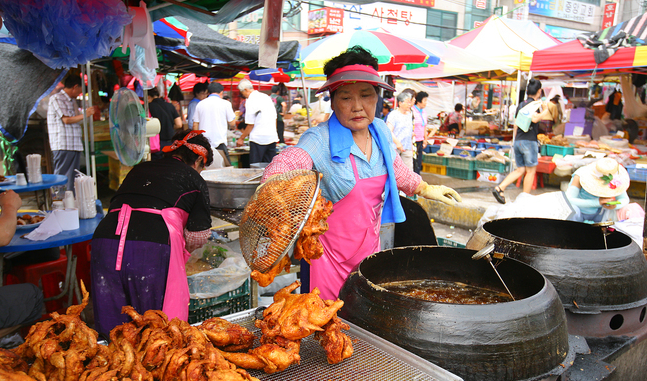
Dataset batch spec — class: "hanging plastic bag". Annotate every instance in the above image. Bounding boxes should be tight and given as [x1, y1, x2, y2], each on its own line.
[129, 46, 156, 90]
[187, 242, 251, 299]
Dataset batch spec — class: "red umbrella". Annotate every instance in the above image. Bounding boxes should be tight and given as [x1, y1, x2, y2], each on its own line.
[178, 73, 210, 92]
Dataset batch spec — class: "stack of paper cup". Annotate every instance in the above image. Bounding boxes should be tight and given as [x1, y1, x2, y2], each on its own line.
[52, 201, 64, 210]
[26, 154, 42, 183]
[64, 191, 76, 209]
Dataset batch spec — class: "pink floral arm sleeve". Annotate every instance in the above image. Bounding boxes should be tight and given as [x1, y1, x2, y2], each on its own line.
[261, 147, 314, 182]
[184, 228, 211, 253]
[394, 154, 423, 196]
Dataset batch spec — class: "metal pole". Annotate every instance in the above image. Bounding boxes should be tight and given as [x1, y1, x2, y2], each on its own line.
[80, 66, 91, 180]
[86, 62, 97, 197]
[299, 65, 312, 128]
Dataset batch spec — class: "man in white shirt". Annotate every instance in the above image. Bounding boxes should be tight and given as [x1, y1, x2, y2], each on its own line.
[236, 79, 279, 164]
[193, 81, 236, 166]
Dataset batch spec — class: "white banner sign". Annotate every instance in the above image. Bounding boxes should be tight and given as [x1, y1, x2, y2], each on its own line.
[324, 1, 427, 39]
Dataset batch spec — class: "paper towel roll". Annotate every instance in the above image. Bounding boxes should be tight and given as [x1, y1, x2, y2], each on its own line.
[54, 209, 79, 231]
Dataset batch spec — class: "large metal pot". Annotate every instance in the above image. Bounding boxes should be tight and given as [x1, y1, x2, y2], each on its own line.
[339, 246, 571, 381]
[466, 218, 647, 314]
[201, 168, 263, 209]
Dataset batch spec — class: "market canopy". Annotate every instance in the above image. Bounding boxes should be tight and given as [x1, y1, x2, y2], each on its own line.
[152, 16, 300, 74]
[449, 16, 560, 72]
[382, 38, 514, 81]
[530, 12, 647, 75]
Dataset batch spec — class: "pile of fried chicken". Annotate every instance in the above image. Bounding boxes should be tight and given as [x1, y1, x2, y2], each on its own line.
[0, 281, 352, 380]
[242, 171, 333, 287]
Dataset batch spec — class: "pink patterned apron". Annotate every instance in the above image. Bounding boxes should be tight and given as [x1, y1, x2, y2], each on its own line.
[112, 204, 191, 321]
[311, 155, 387, 300]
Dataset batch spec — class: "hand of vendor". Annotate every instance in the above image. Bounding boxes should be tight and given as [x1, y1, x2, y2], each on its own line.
[600, 197, 618, 210]
[236, 137, 245, 147]
[416, 182, 462, 206]
[85, 106, 96, 118]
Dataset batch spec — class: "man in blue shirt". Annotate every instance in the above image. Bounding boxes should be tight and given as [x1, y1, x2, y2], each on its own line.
[186, 82, 208, 130]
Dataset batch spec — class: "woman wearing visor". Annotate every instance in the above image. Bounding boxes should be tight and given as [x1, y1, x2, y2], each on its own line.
[262, 46, 461, 300]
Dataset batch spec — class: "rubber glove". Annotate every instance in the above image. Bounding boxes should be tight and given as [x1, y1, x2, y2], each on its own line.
[416, 181, 462, 206]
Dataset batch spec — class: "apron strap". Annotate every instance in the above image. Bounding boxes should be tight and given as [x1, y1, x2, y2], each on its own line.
[349, 154, 360, 182]
[111, 205, 162, 271]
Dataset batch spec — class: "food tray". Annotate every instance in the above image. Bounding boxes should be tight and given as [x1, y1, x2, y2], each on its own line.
[219, 309, 462, 381]
[202, 168, 264, 209]
[474, 160, 509, 173]
[446, 157, 475, 170]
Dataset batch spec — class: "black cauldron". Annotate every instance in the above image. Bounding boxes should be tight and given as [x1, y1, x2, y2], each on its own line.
[339, 246, 570, 381]
[467, 218, 647, 314]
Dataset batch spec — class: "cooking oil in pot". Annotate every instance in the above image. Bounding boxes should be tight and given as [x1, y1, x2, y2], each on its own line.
[380, 279, 514, 304]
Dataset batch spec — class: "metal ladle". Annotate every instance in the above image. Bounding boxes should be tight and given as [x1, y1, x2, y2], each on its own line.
[472, 244, 516, 301]
[593, 220, 615, 250]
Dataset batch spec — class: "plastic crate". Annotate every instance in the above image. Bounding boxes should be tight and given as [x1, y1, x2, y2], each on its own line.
[540, 144, 547, 156]
[484, 143, 503, 150]
[452, 147, 482, 157]
[422, 154, 447, 165]
[422, 163, 447, 175]
[427, 144, 441, 153]
[447, 157, 476, 170]
[536, 156, 556, 174]
[545, 144, 574, 157]
[626, 165, 647, 182]
[474, 160, 509, 173]
[447, 167, 476, 180]
[188, 279, 250, 324]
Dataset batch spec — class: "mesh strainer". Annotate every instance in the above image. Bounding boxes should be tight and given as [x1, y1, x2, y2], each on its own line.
[239, 170, 321, 273]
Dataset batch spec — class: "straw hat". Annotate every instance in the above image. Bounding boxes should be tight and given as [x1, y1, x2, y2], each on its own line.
[579, 158, 630, 198]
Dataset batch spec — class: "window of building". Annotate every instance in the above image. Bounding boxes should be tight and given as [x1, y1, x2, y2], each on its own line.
[577, 0, 600, 5]
[426, 9, 457, 41]
[309, 0, 324, 10]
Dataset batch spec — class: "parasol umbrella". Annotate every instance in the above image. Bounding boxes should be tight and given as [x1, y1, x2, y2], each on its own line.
[297, 30, 441, 76]
[249, 68, 293, 83]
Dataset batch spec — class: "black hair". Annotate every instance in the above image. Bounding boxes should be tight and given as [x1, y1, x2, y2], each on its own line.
[324, 45, 378, 76]
[192, 82, 208, 96]
[455, 103, 463, 112]
[208, 81, 224, 94]
[527, 78, 542, 97]
[271, 85, 280, 93]
[415, 91, 429, 104]
[148, 87, 160, 98]
[163, 129, 214, 167]
[64, 74, 82, 89]
[223, 95, 231, 101]
[323, 45, 380, 100]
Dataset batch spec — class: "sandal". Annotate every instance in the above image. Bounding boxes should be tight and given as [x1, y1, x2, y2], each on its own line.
[492, 187, 506, 204]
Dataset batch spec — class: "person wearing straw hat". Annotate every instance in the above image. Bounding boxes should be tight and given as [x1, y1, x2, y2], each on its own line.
[261, 46, 461, 300]
[565, 158, 631, 223]
[90, 130, 213, 336]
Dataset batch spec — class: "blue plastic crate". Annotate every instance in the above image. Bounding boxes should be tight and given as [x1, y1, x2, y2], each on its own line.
[626, 165, 647, 182]
[428, 144, 441, 153]
[484, 143, 503, 150]
[452, 147, 482, 157]
[545, 144, 574, 157]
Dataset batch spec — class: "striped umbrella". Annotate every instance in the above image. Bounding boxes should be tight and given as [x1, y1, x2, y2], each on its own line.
[297, 30, 440, 75]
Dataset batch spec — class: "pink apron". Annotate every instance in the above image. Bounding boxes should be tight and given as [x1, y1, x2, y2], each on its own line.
[311, 155, 387, 300]
[112, 204, 191, 321]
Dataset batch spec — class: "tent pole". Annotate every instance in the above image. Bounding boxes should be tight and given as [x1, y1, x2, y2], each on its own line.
[451, 80, 455, 111]
[299, 65, 312, 129]
[80, 65, 91, 183]
[87, 62, 97, 197]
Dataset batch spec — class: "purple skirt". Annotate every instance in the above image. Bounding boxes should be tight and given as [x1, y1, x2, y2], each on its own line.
[90, 238, 170, 336]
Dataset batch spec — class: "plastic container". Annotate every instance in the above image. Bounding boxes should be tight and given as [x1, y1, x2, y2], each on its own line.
[447, 167, 476, 180]
[599, 135, 629, 149]
[545, 145, 574, 157]
[188, 279, 250, 324]
[422, 154, 447, 166]
[452, 147, 482, 157]
[625, 165, 647, 182]
[447, 157, 476, 170]
[537, 156, 557, 173]
[422, 163, 447, 175]
[474, 160, 509, 173]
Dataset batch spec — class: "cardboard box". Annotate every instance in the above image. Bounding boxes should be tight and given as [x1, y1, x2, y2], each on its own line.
[477, 170, 503, 184]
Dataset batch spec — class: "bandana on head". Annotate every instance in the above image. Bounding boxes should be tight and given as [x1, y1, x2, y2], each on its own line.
[162, 130, 208, 165]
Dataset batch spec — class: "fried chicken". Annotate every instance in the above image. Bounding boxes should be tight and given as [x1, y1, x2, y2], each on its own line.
[315, 314, 354, 364]
[250, 254, 291, 288]
[256, 281, 344, 341]
[294, 193, 333, 264]
[199, 317, 255, 352]
[218, 340, 301, 374]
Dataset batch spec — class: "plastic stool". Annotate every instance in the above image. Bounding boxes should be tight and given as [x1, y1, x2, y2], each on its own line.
[12, 254, 68, 313]
[515, 173, 542, 190]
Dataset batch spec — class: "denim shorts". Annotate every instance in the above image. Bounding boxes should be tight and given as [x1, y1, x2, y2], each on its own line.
[513, 140, 538, 167]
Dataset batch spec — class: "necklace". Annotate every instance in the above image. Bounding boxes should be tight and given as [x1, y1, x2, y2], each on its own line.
[361, 132, 371, 156]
